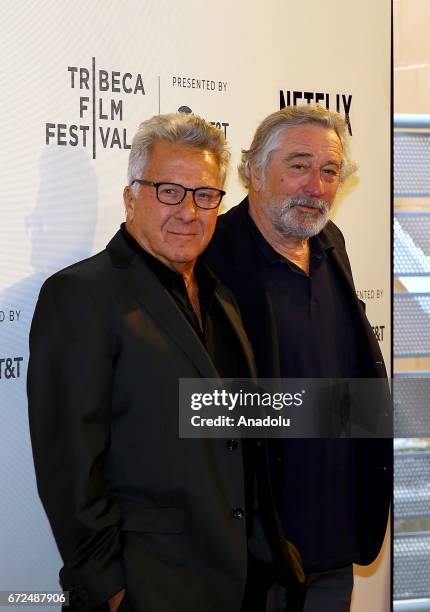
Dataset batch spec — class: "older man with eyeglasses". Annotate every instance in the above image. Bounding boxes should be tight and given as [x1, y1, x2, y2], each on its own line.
[27, 113, 304, 612]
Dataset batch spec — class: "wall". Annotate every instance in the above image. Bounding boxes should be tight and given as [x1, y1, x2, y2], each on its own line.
[0, 1, 391, 609]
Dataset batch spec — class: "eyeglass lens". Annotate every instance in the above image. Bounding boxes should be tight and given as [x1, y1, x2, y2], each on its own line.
[157, 183, 221, 208]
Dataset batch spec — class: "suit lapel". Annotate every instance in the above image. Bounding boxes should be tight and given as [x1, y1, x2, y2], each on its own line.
[107, 231, 219, 379]
[219, 200, 281, 377]
[214, 289, 257, 378]
[329, 243, 357, 297]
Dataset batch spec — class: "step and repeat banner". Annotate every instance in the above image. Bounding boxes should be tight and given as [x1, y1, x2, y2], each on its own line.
[1, 1, 391, 610]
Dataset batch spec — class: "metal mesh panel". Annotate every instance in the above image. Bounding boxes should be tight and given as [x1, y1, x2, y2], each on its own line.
[394, 533, 430, 599]
[394, 215, 430, 276]
[394, 453, 430, 519]
[394, 377, 430, 437]
[394, 119, 430, 605]
[394, 294, 430, 356]
[394, 132, 430, 196]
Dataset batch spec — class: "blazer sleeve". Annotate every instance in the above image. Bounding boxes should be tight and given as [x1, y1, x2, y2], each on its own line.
[27, 272, 124, 610]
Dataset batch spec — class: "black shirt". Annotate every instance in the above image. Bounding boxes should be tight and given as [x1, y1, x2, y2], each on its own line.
[248, 216, 361, 573]
[120, 224, 248, 379]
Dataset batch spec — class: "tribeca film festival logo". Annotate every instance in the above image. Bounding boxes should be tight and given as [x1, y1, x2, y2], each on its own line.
[280, 90, 353, 135]
[45, 58, 146, 159]
[0, 357, 23, 380]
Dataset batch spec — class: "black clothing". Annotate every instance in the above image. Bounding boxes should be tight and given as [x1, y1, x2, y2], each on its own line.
[248, 217, 360, 571]
[120, 224, 246, 379]
[28, 228, 258, 611]
[120, 224, 214, 341]
[284, 564, 354, 612]
[119, 225, 303, 603]
[204, 197, 392, 574]
[248, 219, 359, 379]
[240, 555, 278, 611]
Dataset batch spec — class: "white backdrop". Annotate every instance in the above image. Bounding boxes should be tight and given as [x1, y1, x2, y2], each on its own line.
[0, 1, 391, 610]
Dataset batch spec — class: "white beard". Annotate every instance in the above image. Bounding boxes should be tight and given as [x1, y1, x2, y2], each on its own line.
[266, 196, 331, 239]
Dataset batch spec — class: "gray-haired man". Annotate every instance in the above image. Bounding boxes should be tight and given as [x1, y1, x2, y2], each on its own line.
[205, 105, 392, 611]
[28, 113, 303, 612]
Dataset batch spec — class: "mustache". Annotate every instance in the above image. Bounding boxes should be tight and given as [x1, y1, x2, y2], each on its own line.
[285, 197, 329, 212]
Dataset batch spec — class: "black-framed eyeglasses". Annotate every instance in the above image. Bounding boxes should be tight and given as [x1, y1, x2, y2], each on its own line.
[132, 179, 225, 209]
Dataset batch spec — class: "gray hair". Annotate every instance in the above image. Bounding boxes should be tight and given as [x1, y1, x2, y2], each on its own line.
[238, 104, 357, 189]
[127, 113, 230, 192]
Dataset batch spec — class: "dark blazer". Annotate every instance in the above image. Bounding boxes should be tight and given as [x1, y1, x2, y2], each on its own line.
[204, 198, 392, 567]
[28, 229, 262, 612]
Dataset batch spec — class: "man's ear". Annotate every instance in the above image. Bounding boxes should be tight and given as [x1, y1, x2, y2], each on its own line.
[123, 185, 136, 221]
[249, 163, 263, 192]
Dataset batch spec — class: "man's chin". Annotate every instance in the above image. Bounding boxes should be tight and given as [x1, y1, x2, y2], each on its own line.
[278, 215, 330, 239]
[168, 247, 203, 266]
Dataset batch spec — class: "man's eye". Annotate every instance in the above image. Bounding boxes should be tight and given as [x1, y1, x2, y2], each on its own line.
[197, 190, 212, 200]
[322, 168, 339, 177]
[160, 186, 179, 195]
[290, 164, 307, 171]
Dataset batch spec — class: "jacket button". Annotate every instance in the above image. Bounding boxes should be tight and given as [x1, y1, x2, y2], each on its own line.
[226, 439, 238, 451]
[233, 507, 245, 519]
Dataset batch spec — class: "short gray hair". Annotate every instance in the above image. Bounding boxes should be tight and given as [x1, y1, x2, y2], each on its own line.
[127, 113, 230, 191]
[238, 104, 357, 189]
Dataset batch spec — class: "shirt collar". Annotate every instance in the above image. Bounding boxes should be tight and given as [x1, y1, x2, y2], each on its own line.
[119, 223, 218, 295]
[246, 212, 334, 266]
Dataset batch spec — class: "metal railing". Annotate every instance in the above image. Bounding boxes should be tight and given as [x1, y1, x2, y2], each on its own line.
[393, 114, 430, 606]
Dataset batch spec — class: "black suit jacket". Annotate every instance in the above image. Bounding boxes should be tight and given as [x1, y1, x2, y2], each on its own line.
[28, 229, 266, 612]
[204, 198, 392, 567]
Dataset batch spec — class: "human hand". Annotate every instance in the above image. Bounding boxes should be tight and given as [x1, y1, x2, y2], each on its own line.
[108, 589, 125, 612]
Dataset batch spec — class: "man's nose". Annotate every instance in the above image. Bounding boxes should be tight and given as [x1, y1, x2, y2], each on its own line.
[176, 190, 198, 220]
[303, 168, 325, 197]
